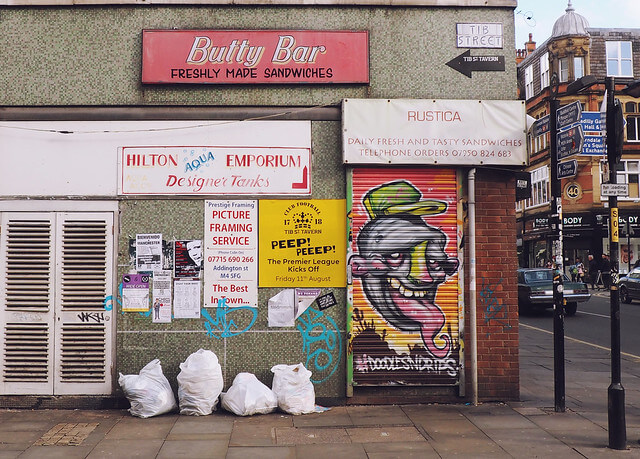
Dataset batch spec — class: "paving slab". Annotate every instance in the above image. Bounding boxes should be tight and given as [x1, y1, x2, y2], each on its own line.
[228, 424, 275, 446]
[226, 446, 296, 459]
[363, 440, 439, 459]
[346, 405, 412, 426]
[156, 439, 228, 459]
[295, 442, 368, 459]
[275, 426, 350, 445]
[292, 406, 353, 428]
[103, 415, 176, 440]
[495, 430, 585, 457]
[170, 415, 234, 435]
[346, 426, 425, 443]
[86, 438, 164, 458]
[15, 445, 94, 459]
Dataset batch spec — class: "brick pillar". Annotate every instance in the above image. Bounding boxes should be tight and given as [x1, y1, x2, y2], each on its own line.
[466, 168, 520, 400]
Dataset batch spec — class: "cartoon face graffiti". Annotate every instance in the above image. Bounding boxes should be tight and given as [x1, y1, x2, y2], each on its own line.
[350, 180, 459, 358]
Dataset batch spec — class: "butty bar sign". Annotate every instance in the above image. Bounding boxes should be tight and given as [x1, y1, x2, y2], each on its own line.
[204, 200, 258, 308]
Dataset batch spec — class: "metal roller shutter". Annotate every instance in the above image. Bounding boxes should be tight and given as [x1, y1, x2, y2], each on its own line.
[348, 167, 462, 387]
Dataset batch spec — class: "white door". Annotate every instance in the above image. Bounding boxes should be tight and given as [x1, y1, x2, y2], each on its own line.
[0, 212, 114, 395]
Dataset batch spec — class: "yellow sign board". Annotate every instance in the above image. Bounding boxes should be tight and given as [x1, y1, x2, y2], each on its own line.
[611, 207, 619, 243]
[259, 200, 346, 287]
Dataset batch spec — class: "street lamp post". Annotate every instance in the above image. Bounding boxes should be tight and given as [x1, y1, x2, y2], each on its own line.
[605, 76, 626, 450]
[549, 74, 565, 413]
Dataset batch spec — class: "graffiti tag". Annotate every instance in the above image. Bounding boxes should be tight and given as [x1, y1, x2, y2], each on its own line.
[77, 312, 106, 323]
[296, 307, 341, 384]
[201, 297, 257, 339]
[355, 353, 457, 377]
[480, 277, 512, 336]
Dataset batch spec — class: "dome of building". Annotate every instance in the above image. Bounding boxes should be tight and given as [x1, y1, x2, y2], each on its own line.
[551, 1, 589, 38]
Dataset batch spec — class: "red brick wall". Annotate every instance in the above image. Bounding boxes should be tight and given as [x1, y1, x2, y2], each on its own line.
[466, 168, 520, 401]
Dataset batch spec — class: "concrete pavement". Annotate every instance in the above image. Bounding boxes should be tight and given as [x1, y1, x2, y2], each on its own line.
[0, 319, 639, 457]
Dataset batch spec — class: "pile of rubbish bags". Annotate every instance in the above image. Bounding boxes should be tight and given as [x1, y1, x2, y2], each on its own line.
[118, 349, 321, 418]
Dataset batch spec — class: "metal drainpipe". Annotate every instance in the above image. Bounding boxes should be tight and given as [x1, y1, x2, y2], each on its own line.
[468, 168, 478, 406]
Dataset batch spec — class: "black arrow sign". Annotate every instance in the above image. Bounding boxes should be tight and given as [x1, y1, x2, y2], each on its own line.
[446, 49, 505, 78]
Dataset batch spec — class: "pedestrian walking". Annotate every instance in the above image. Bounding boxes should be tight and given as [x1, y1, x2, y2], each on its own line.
[601, 253, 612, 289]
[574, 257, 585, 282]
[588, 254, 599, 289]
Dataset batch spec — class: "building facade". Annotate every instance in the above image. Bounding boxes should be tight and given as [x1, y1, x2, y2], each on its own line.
[516, 2, 640, 275]
[0, 0, 522, 408]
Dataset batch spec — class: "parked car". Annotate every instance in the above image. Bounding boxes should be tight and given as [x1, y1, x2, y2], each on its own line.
[619, 268, 640, 304]
[517, 268, 591, 316]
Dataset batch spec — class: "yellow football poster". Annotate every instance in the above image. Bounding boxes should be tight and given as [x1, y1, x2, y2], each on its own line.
[259, 200, 347, 287]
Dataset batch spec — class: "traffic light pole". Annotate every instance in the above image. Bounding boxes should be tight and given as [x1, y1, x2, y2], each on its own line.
[549, 93, 565, 414]
[606, 76, 626, 450]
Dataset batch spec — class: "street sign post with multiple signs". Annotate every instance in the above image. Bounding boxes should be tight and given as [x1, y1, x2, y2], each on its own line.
[556, 101, 584, 173]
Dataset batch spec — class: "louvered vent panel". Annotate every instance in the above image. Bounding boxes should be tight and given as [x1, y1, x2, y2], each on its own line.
[3, 323, 49, 381]
[60, 324, 106, 381]
[4, 220, 51, 311]
[60, 220, 108, 310]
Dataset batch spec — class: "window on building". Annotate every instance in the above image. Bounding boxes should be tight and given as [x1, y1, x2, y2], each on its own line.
[559, 58, 569, 82]
[524, 165, 550, 209]
[625, 102, 640, 142]
[606, 41, 633, 77]
[525, 65, 534, 99]
[574, 56, 585, 79]
[601, 160, 640, 200]
[540, 53, 550, 89]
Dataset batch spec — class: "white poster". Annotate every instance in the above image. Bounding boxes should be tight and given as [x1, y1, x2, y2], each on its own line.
[173, 279, 201, 319]
[136, 233, 163, 272]
[152, 270, 172, 323]
[122, 274, 150, 312]
[342, 99, 527, 166]
[204, 200, 258, 308]
[267, 288, 321, 327]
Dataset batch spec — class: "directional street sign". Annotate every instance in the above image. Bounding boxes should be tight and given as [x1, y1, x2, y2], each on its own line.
[582, 135, 606, 155]
[557, 125, 584, 160]
[557, 101, 582, 129]
[532, 114, 550, 137]
[558, 159, 578, 179]
[445, 50, 505, 78]
[581, 111, 603, 133]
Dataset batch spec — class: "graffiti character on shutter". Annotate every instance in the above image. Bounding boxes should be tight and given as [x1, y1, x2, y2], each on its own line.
[350, 180, 459, 358]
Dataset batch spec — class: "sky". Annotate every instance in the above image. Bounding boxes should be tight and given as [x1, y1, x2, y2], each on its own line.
[515, 0, 640, 49]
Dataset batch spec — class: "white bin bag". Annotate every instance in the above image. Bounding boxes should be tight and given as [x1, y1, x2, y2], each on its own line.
[177, 349, 224, 416]
[118, 359, 177, 418]
[270, 363, 316, 415]
[221, 372, 278, 416]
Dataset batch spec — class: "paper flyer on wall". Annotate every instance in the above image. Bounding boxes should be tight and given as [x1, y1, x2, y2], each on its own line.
[136, 233, 163, 272]
[173, 279, 201, 319]
[174, 239, 203, 278]
[122, 273, 150, 312]
[204, 200, 258, 307]
[267, 288, 320, 327]
[152, 270, 172, 323]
